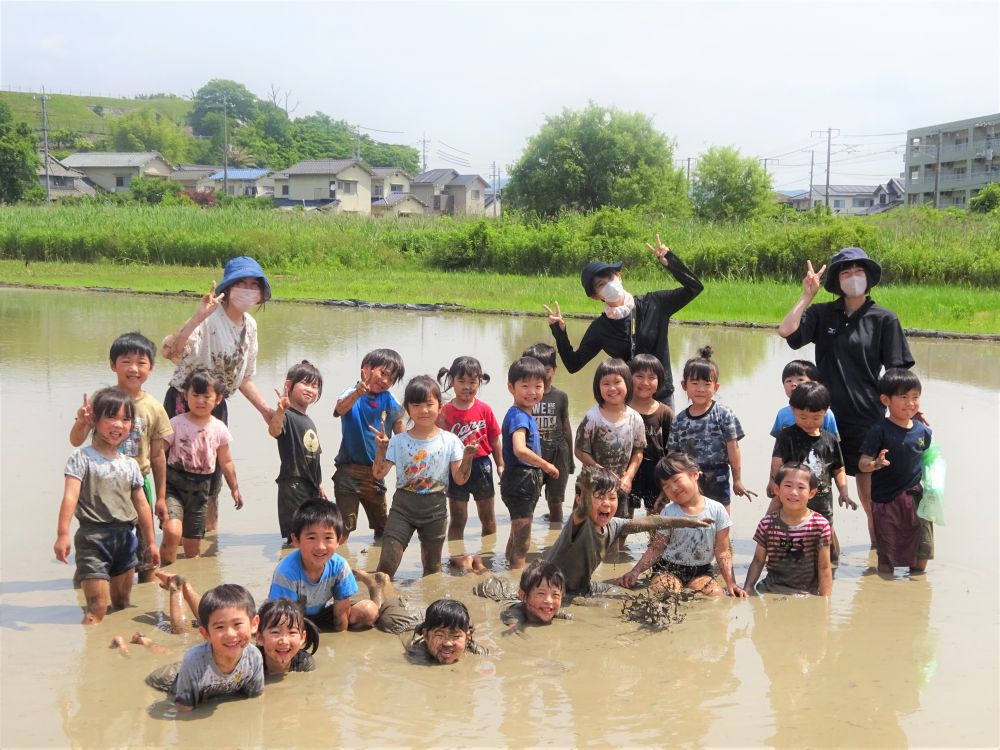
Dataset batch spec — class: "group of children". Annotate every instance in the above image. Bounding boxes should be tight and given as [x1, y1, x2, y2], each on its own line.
[56, 326, 935, 710]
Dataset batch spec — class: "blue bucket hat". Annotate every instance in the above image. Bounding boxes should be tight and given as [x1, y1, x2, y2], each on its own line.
[823, 247, 881, 294]
[216, 256, 272, 302]
[581, 260, 623, 296]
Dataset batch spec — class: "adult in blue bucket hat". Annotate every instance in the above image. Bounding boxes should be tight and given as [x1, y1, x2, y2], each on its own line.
[778, 247, 915, 547]
[161, 256, 274, 533]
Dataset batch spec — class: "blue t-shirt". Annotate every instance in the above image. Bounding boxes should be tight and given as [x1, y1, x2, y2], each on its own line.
[770, 406, 839, 439]
[267, 549, 358, 616]
[859, 418, 932, 503]
[334, 388, 403, 466]
[502, 406, 540, 468]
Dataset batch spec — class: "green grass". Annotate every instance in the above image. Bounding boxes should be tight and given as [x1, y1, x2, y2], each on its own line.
[2, 260, 997, 335]
[1, 90, 191, 138]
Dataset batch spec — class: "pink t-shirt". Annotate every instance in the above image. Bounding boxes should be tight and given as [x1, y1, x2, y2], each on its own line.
[439, 399, 501, 460]
[164, 413, 232, 475]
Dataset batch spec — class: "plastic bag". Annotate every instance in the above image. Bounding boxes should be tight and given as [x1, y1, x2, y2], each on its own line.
[917, 444, 945, 526]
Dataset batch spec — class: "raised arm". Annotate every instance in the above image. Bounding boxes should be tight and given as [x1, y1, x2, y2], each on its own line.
[268, 387, 290, 438]
[334, 370, 371, 417]
[69, 393, 93, 447]
[161, 282, 223, 361]
[645, 235, 704, 308]
[618, 514, 713, 536]
[778, 261, 825, 338]
[370, 421, 392, 480]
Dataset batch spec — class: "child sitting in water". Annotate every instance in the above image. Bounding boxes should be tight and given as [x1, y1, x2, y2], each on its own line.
[744, 463, 833, 597]
[405, 599, 488, 665]
[55, 387, 160, 624]
[501, 559, 571, 633]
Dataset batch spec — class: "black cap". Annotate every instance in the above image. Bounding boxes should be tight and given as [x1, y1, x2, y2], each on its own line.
[581, 260, 623, 296]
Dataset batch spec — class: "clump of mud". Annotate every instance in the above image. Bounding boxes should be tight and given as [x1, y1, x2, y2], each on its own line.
[620, 589, 695, 630]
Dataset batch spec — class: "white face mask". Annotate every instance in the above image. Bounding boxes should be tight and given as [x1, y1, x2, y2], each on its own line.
[228, 286, 261, 312]
[598, 278, 626, 304]
[840, 275, 867, 297]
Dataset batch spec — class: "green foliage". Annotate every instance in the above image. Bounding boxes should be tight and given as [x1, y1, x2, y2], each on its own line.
[128, 176, 186, 205]
[0, 102, 40, 203]
[691, 146, 773, 221]
[107, 108, 189, 163]
[505, 102, 688, 217]
[969, 182, 1000, 213]
[188, 79, 258, 137]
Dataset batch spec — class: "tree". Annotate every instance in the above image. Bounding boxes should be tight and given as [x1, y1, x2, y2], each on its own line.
[504, 102, 688, 217]
[108, 108, 189, 163]
[690, 146, 773, 221]
[129, 175, 185, 204]
[0, 100, 40, 203]
[188, 80, 259, 137]
[969, 182, 1000, 213]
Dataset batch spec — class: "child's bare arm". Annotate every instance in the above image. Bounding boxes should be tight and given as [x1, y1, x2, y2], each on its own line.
[858, 450, 890, 473]
[714, 527, 746, 597]
[54, 476, 82, 562]
[727, 439, 755, 500]
[743, 543, 768, 593]
[131, 485, 161, 569]
[574, 446, 599, 468]
[620, 448, 643, 494]
[817, 543, 833, 596]
[618, 532, 668, 588]
[69, 394, 92, 446]
[150, 435, 168, 525]
[370, 421, 392, 480]
[391, 418, 405, 435]
[332, 598, 351, 632]
[450, 438, 479, 485]
[267, 386, 289, 438]
[162, 283, 222, 361]
[216, 443, 242, 510]
[491, 434, 503, 475]
[513, 429, 558, 478]
[572, 469, 594, 527]
[834, 466, 857, 509]
[767, 456, 782, 498]
[619, 514, 713, 536]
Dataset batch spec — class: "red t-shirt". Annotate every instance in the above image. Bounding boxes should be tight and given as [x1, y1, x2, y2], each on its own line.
[439, 399, 501, 460]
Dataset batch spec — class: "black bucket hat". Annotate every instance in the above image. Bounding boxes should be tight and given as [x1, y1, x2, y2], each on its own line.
[581, 260, 623, 296]
[823, 247, 882, 294]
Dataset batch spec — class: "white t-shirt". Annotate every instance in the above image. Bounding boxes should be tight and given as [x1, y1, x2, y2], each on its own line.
[657, 498, 731, 566]
[167, 305, 258, 397]
[385, 430, 464, 494]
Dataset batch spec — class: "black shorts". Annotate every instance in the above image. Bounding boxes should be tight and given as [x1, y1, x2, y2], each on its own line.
[808, 491, 834, 523]
[698, 463, 731, 506]
[500, 465, 542, 520]
[631, 459, 661, 510]
[838, 424, 871, 478]
[652, 560, 713, 586]
[448, 456, 495, 502]
[165, 466, 212, 539]
[74, 522, 137, 580]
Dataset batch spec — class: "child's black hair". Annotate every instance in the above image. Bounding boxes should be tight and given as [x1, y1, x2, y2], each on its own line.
[109, 331, 156, 366]
[774, 462, 819, 490]
[788, 381, 831, 412]
[257, 597, 319, 655]
[682, 346, 719, 383]
[507, 356, 547, 385]
[90, 387, 136, 424]
[878, 368, 922, 397]
[403, 375, 442, 411]
[361, 348, 405, 385]
[653, 452, 701, 484]
[198, 583, 257, 628]
[286, 360, 323, 400]
[416, 599, 473, 636]
[586, 466, 620, 496]
[593, 357, 632, 405]
[628, 353, 665, 385]
[181, 366, 227, 399]
[521, 343, 557, 369]
[437, 356, 490, 393]
[291, 499, 345, 540]
[781, 359, 819, 382]
[518, 559, 566, 595]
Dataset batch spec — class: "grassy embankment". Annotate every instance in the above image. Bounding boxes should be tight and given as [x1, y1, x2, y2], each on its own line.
[1, 203, 998, 334]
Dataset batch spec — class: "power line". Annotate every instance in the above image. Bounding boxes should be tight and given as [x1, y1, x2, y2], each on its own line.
[837, 131, 907, 137]
[438, 140, 469, 155]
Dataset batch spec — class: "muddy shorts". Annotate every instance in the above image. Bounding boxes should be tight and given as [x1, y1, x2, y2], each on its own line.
[277, 478, 323, 541]
[375, 597, 421, 634]
[500, 465, 542, 520]
[838, 424, 871, 478]
[74, 522, 137, 581]
[383, 489, 447, 550]
[652, 560, 713, 587]
[631, 459, 662, 510]
[448, 456, 495, 502]
[145, 661, 181, 694]
[698, 462, 731, 506]
[540, 442, 572, 508]
[165, 466, 212, 539]
[873, 484, 934, 567]
[333, 463, 388, 535]
[808, 491, 834, 524]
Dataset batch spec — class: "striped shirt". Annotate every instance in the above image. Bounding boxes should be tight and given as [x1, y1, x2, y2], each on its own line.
[753, 512, 831, 594]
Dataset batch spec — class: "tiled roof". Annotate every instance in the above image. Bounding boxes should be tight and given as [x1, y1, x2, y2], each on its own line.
[412, 168, 458, 184]
[374, 192, 426, 207]
[207, 168, 272, 180]
[372, 166, 411, 178]
[36, 153, 84, 178]
[62, 151, 168, 168]
[448, 174, 488, 187]
[169, 168, 216, 181]
[283, 159, 372, 176]
[815, 184, 880, 196]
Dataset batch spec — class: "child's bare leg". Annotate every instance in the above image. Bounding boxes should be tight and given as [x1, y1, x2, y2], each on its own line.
[910, 560, 928, 573]
[180, 537, 202, 560]
[648, 572, 682, 595]
[156, 572, 201, 625]
[348, 599, 379, 628]
[420, 539, 444, 576]
[109, 635, 129, 653]
[167, 577, 186, 634]
[354, 569, 393, 608]
[159, 519, 182, 565]
[205, 493, 219, 533]
[507, 518, 532, 569]
[130, 632, 170, 655]
[475, 497, 497, 536]
[449, 554, 488, 573]
[546, 497, 563, 524]
[80, 579, 110, 624]
[830, 525, 841, 564]
[447, 499, 468, 542]
[109, 568, 134, 611]
[689, 575, 722, 597]
[375, 538, 406, 579]
[855, 473, 876, 547]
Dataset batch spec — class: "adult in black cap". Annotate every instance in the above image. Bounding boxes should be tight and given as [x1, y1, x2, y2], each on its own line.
[543, 235, 703, 409]
[161, 256, 275, 530]
[778, 247, 915, 546]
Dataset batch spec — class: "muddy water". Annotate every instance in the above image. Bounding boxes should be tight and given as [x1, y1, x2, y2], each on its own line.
[1, 287, 997, 748]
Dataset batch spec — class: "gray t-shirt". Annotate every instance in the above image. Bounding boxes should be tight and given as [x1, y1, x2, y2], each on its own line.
[64, 447, 143, 524]
[543, 516, 627, 594]
[657, 499, 730, 566]
[172, 641, 264, 708]
[500, 601, 573, 629]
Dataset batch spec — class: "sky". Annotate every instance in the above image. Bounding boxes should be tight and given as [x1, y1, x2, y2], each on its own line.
[2, 0, 998, 190]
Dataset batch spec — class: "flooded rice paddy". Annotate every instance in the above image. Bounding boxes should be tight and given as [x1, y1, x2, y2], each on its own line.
[1, 287, 997, 748]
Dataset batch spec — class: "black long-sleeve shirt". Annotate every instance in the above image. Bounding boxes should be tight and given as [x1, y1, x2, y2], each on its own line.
[550, 253, 703, 400]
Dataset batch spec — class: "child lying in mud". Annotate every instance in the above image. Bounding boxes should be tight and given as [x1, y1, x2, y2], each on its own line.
[405, 599, 489, 665]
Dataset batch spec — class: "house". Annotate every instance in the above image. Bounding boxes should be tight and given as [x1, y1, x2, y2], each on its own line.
[204, 168, 274, 197]
[904, 113, 1000, 208]
[775, 189, 811, 211]
[36, 153, 96, 199]
[273, 159, 373, 213]
[371, 167, 411, 199]
[869, 177, 905, 213]
[168, 164, 222, 192]
[484, 188, 502, 217]
[371, 192, 428, 217]
[60, 151, 174, 193]
[410, 168, 490, 216]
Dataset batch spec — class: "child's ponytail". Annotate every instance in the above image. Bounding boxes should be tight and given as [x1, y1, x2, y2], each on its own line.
[682, 345, 720, 383]
[438, 356, 490, 394]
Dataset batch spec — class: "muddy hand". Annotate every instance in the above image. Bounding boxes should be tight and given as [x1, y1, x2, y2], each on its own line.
[368, 419, 389, 450]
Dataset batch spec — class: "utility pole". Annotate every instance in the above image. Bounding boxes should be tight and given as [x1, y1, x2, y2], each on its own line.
[491, 161, 497, 217]
[222, 93, 229, 197]
[808, 150, 815, 206]
[419, 132, 429, 172]
[811, 127, 839, 208]
[932, 130, 942, 208]
[41, 86, 50, 202]
[761, 157, 778, 175]
[353, 125, 361, 161]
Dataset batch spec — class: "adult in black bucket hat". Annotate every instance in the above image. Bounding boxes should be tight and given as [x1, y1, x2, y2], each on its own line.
[778, 247, 914, 546]
[543, 235, 703, 409]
